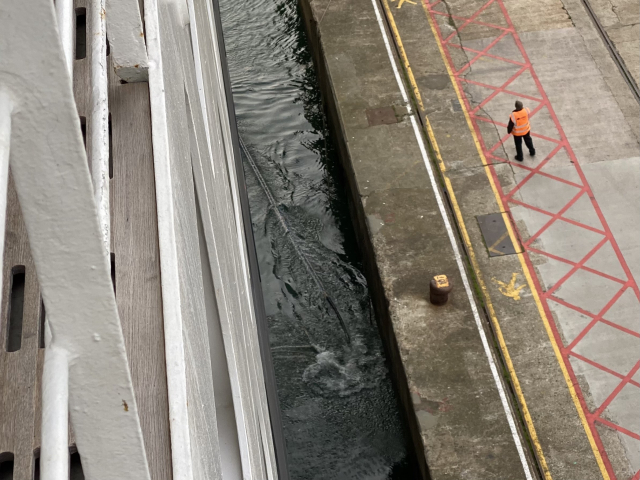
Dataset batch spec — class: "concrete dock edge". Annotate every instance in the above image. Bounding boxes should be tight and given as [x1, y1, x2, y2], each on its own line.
[297, 0, 536, 477]
[297, 3, 429, 477]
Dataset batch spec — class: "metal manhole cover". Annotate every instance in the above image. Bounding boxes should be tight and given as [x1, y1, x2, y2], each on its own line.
[366, 107, 398, 126]
[477, 213, 519, 257]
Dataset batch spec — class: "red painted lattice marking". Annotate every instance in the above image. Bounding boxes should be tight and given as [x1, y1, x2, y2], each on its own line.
[424, 0, 640, 477]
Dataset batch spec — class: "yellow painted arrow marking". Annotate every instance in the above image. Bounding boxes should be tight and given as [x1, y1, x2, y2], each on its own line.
[494, 273, 526, 301]
[390, 0, 416, 9]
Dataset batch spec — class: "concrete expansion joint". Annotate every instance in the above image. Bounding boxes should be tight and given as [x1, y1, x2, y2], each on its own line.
[609, 3, 624, 25]
[560, 2, 578, 27]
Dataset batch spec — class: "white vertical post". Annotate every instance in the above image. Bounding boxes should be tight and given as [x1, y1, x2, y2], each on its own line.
[90, 0, 110, 252]
[38, 4, 75, 478]
[55, 0, 74, 78]
[41, 324, 70, 480]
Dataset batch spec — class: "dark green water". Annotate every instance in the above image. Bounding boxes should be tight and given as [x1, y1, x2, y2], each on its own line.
[219, 0, 418, 478]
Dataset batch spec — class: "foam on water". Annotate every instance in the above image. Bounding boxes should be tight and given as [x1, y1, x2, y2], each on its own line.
[303, 338, 386, 397]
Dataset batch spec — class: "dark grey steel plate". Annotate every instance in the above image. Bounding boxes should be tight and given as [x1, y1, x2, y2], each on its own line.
[477, 213, 518, 257]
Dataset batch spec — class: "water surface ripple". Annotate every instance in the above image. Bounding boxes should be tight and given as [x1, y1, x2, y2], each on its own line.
[219, 0, 418, 477]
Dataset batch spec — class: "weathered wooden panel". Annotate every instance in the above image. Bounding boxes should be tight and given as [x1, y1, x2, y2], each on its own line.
[0, 177, 42, 480]
[109, 69, 173, 480]
[0, 0, 172, 476]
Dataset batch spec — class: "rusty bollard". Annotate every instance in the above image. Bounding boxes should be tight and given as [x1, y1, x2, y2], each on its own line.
[430, 275, 453, 306]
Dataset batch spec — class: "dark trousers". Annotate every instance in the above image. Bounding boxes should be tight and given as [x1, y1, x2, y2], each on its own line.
[514, 132, 535, 159]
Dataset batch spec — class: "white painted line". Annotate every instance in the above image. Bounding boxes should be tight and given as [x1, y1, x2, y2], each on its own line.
[368, 0, 534, 477]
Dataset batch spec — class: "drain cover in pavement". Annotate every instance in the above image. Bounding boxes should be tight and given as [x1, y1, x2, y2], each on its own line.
[477, 213, 518, 257]
[366, 107, 398, 126]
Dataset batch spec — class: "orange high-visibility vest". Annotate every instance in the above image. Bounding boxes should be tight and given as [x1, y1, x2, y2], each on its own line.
[510, 108, 531, 136]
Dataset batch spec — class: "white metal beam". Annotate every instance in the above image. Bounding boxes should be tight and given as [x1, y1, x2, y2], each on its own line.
[41, 325, 69, 480]
[0, 91, 11, 304]
[90, 0, 110, 253]
[190, 1, 278, 476]
[185, 0, 277, 477]
[143, 0, 196, 478]
[55, 0, 74, 78]
[105, 0, 150, 82]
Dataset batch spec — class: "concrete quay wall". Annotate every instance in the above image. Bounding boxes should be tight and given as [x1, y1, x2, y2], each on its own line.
[297, 1, 428, 477]
[297, 0, 536, 478]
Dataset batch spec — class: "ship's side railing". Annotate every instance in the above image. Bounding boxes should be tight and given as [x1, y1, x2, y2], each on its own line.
[0, 0, 280, 478]
[145, 0, 279, 478]
[0, 0, 151, 479]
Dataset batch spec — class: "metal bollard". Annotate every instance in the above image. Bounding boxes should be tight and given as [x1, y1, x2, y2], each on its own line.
[430, 275, 453, 305]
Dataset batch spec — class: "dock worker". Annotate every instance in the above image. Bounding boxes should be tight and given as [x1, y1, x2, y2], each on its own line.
[507, 100, 536, 161]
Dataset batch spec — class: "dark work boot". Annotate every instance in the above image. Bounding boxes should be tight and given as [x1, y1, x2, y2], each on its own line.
[514, 156, 523, 161]
[530, 149, 536, 156]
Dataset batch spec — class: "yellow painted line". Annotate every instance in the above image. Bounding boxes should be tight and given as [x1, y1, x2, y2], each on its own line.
[378, 2, 607, 479]
[439, 138, 554, 480]
[487, 229, 510, 256]
[417, 4, 610, 479]
[380, 2, 551, 476]
[380, 0, 424, 111]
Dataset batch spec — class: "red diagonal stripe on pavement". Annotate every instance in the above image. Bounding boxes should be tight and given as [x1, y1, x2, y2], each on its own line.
[492, 153, 584, 189]
[527, 246, 627, 286]
[431, 10, 511, 33]
[454, 31, 510, 74]
[569, 352, 640, 388]
[595, 417, 640, 441]
[443, 0, 498, 44]
[504, 144, 564, 201]
[592, 361, 640, 419]
[471, 66, 530, 115]
[509, 195, 606, 237]
[523, 189, 587, 247]
[553, 285, 629, 351]
[543, 237, 608, 298]
[460, 76, 542, 102]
